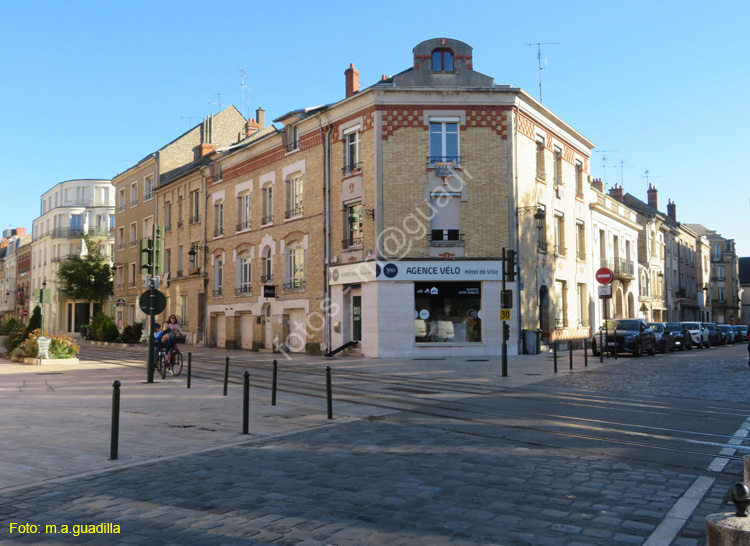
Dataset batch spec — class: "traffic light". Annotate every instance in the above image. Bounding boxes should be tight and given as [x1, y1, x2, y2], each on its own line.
[505, 249, 516, 282]
[503, 322, 510, 341]
[501, 289, 513, 309]
[140, 238, 153, 273]
[154, 227, 165, 276]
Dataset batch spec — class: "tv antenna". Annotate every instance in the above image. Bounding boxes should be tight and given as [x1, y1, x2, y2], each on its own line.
[526, 42, 558, 103]
[640, 169, 661, 185]
[616, 160, 635, 185]
[206, 93, 227, 113]
[181, 116, 197, 128]
[240, 68, 254, 119]
[594, 150, 617, 183]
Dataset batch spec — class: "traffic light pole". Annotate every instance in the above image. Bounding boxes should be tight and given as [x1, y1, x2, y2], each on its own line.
[501, 247, 508, 377]
[146, 225, 156, 383]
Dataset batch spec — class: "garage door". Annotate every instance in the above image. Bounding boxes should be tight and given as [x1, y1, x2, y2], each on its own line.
[288, 309, 306, 352]
[217, 314, 226, 348]
[240, 314, 254, 349]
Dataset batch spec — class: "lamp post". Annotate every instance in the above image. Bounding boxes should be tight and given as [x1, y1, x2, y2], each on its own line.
[198, 163, 212, 347]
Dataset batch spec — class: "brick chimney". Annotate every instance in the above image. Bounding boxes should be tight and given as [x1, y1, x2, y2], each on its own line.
[255, 107, 265, 129]
[609, 183, 624, 202]
[667, 199, 677, 221]
[345, 63, 359, 98]
[199, 143, 216, 157]
[244, 118, 260, 138]
[0, 238, 7, 249]
[591, 178, 604, 193]
[16, 227, 25, 236]
[647, 184, 658, 210]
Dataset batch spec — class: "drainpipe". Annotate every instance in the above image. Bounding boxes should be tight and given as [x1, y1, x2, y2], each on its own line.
[511, 107, 524, 354]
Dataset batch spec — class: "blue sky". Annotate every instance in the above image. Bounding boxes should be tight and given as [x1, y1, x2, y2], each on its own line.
[2, 1, 747, 254]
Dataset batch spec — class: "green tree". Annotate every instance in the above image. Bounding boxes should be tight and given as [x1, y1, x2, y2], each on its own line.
[57, 237, 114, 304]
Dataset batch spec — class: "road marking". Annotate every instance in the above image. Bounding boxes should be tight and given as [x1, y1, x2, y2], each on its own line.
[707, 417, 750, 472]
[643, 475, 714, 546]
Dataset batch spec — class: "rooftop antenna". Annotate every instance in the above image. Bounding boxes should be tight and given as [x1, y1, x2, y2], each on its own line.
[181, 116, 197, 129]
[206, 93, 227, 114]
[640, 169, 661, 185]
[239, 68, 254, 119]
[594, 150, 617, 184]
[526, 42, 559, 103]
[616, 160, 635, 185]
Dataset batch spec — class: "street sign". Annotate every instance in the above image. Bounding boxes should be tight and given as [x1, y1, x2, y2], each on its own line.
[138, 290, 167, 315]
[21, 309, 29, 317]
[595, 267, 614, 285]
[115, 298, 126, 307]
[598, 284, 612, 298]
[500, 309, 512, 321]
[263, 285, 276, 298]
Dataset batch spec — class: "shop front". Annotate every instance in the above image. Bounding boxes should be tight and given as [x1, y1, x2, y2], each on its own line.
[329, 260, 511, 358]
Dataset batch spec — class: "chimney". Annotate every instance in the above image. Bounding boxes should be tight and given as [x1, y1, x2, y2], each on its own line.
[16, 227, 25, 236]
[647, 183, 658, 210]
[199, 143, 216, 157]
[608, 183, 624, 202]
[344, 63, 359, 98]
[255, 107, 265, 129]
[591, 177, 604, 193]
[244, 118, 260, 138]
[667, 199, 677, 221]
[0, 238, 7, 249]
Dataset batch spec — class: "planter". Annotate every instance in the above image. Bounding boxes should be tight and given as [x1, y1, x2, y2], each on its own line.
[18, 357, 80, 366]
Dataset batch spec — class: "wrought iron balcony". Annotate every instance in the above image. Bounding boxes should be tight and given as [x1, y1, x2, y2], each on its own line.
[235, 286, 252, 296]
[342, 162, 362, 175]
[284, 279, 306, 292]
[427, 156, 463, 166]
[189, 215, 200, 225]
[213, 288, 223, 297]
[285, 141, 299, 152]
[261, 274, 274, 284]
[429, 230, 464, 246]
[285, 205, 304, 219]
[130, 199, 138, 207]
[214, 226, 224, 237]
[342, 235, 363, 249]
[261, 214, 273, 225]
[236, 220, 251, 232]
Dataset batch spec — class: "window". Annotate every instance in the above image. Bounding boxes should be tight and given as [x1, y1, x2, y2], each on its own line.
[164, 202, 172, 232]
[237, 193, 251, 231]
[214, 201, 224, 237]
[164, 249, 171, 275]
[262, 185, 273, 224]
[553, 147, 562, 186]
[116, 266, 124, 289]
[261, 247, 273, 282]
[129, 223, 137, 247]
[431, 48, 454, 71]
[717, 265, 725, 280]
[718, 287, 726, 302]
[286, 176, 303, 218]
[414, 282, 481, 343]
[555, 280, 568, 328]
[130, 183, 138, 207]
[178, 295, 188, 327]
[177, 197, 183, 228]
[144, 175, 154, 201]
[188, 243, 199, 269]
[577, 283, 588, 327]
[575, 161, 583, 197]
[237, 256, 252, 295]
[713, 245, 721, 261]
[344, 130, 360, 173]
[429, 120, 459, 163]
[576, 222, 585, 260]
[537, 210, 548, 252]
[118, 227, 125, 250]
[535, 139, 546, 180]
[118, 189, 126, 212]
[129, 263, 136, 287]
[213, 257, 223, 297]
[286, 125, 299, 152]
[344, 204, 363, 248]
[109, 215, 115, 231]
[285, 246, 305, 291]
[554, 214, 565, 256]
[430, 192, 461, 243]
[71, 214, 83, 236]
[189, 190, 200, 224]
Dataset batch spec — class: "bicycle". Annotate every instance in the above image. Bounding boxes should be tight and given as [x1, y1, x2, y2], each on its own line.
[155, 343, 183, 378]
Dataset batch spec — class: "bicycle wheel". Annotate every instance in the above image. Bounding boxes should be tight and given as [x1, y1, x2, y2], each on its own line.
[158, 352, 167, 379]
[171, 349, 183, 376]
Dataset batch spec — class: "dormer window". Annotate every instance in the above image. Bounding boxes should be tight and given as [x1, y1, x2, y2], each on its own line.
[286, 125, 299, 152]
[432, 48, 454, 71]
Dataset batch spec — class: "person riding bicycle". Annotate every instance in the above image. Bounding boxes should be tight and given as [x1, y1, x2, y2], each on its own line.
[152, 323, 163, 361]
[162, 315, 185, 362]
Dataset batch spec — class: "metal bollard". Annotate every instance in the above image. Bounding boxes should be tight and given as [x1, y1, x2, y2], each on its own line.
[187, 352, 192, 389]
[553, 342, 558, 373]
[600, 329, 604, 363]
[569, 341, 573, 370]
[326, 366, 333, 419]
[614, 328, 618, 360]
[223, 356, 230, 396]
[271, 359, 278, 406]
[242, 371, 250, 435]
[110, 380, 121, 460]
[584, 339, 588, 367]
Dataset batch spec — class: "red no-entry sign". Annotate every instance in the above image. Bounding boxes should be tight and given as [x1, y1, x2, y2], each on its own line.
[596, 267, 614, 285]
[21, 309, 29, 317]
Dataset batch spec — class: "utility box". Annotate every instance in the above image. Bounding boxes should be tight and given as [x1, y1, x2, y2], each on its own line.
[523, 329, 542, 355]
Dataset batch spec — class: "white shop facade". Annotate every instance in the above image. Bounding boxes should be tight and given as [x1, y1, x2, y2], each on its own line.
[328, 259, 514, 358]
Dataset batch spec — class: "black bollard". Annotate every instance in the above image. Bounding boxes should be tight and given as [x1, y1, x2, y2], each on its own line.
[614, 328, 618, 360]
[242, 371, 250, 435]
[110, 380, 121, 460]
[600, 329, 604, 363]
[326, 366, 333, 419]
[187, 352, 192, 389]
[271, 359, 278, 406]
[569, 341, 573, 370]
[553, 342, 558, 373]
[223, 356, 230, 396]
[584, 339, 588, 367]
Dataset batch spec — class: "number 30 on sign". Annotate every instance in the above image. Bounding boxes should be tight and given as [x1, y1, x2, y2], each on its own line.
[500, 309, 512, 321]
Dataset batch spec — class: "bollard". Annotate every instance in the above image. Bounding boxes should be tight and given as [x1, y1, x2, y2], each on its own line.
[110, 380, 121, 460]
[271, 359, 278, 406]
[600, 329, 604, 363]
[584, 339, 588, 367]
[326, 366, 333, 419]
[569, 341, 573, 370]
[223, 356, 230, 396]
[553, 342, 558, 373]
[614, 328, 618, 360]
[242, 371, 250, 435]
[187, 352, 192, 389]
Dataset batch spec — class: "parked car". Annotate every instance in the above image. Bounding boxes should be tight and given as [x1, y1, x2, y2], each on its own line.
[648, 322, 676, 353]
[733, 325, 749, 343]
[717, 324, 735, 345]
[666, 322, 692, 350]
[705, 323, 724, 346]
[683, 322, 710, 349]
[591, 319, 656, 357]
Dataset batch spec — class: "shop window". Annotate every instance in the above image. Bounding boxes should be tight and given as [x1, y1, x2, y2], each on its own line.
[414, 282, 481, 343]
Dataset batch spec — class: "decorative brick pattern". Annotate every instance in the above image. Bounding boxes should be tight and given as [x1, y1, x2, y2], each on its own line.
[381, 108, 424, 141]
[517, 112, 589, 172]
[465, 109, 508, 139]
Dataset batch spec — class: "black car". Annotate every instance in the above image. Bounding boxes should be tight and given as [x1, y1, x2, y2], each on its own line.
[717, 324, 734, 345]
[591, 319, 656, 357]
[665, 322, 692, 350]
[733, 325, 748, 343]
[706, 323, 723, 346]
[648, 322, 676, 353]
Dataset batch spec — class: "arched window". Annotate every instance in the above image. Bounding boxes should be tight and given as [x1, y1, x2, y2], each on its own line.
[262, 247, 273, 283]
[285, 243, 305, 292]
[432, 48, 454, 71]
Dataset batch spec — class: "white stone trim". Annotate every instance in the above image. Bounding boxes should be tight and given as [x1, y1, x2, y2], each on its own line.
[282, 159, 306, 180]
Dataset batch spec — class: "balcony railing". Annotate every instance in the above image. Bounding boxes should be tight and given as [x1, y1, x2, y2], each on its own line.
[128, 281, 136, 288]
[177, 220, 184, 228]
[176, 270, 183, 278]
[342, 162, 362, 175]
[214, 226, 224, 237]
[284, 279, 306, 292]
[213, 288, 223, 297]
[144, 192, 154, 202]
[236, 219, 251, 232]
[427, 156, 463, 166]
[261, 274, 274, 284]
[116, 283, 124, 290]
[429, 231, 465, 246]
[235, 286, 252, 296]
[342, 236, 363, 249]
[261, 214, 273, 225]
[285, 141, 299, 152]
[118, 204, 126, 212]
[536, 170, 546, 181]
[117, 243, 125, 251]
[130, 199, 138, 207]
[285, 205, 303, 219]
[189, 215, 200, 225]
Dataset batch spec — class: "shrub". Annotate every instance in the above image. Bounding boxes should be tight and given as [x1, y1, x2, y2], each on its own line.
[19, 329, 44, 358]
[24, 306, 41, 338]
[49, 333, 79, 359]
[3, 326, 26, 354]
[103, 322, 120, 342]
[1, 317, 19, 335]
[90, 313, 116, 341]
[120, 323, 143, 344]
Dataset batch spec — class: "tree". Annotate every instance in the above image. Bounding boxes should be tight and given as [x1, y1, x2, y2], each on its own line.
[57, 237, 114, 304]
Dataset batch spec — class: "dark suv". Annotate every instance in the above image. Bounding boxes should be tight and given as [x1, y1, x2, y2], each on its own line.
[706, 323, 723, 346]
[717, 324, 734, 345]
[733, 325, 748, 343]
[591, 319, 656, 357]
[665, 322, 692, 350]
[648, 322, 676, 353]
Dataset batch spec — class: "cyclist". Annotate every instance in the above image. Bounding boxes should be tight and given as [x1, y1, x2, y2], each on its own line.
[162, 315, 185, 363]
[152, 323, 163, 361]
